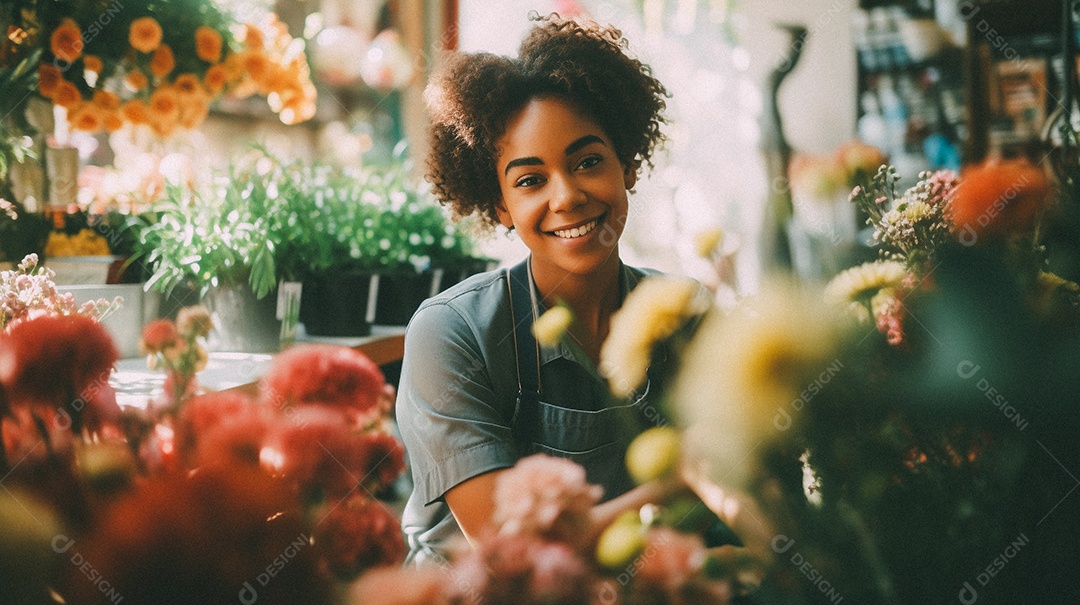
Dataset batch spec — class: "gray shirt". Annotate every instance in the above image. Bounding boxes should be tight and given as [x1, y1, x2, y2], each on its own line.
[396, 259, 663, 565]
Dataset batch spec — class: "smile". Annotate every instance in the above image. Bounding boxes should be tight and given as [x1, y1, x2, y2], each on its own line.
[552, 217, 600, 239]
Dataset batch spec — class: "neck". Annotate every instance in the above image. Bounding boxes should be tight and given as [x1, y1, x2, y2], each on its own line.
[530, 252, 622, 341]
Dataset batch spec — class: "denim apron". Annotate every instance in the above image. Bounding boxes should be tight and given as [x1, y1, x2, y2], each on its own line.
[505, 260, 640, 500]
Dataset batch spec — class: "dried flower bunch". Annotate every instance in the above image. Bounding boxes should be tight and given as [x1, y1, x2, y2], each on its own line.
[28, 1, 315, 137]
[0, 253, 119, 330]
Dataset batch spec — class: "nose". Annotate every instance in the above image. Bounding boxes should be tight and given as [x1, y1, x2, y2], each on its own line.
[548, 172, 587, 212]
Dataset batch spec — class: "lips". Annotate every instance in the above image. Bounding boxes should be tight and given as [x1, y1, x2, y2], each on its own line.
[550, 214, 603, 239]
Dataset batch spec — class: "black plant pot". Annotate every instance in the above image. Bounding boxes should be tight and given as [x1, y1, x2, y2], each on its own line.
[373, 270, 434, 327]
[300, 271, 377, 337]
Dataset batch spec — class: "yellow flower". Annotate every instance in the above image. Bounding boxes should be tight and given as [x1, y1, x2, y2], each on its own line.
[533, 306, 573, 347]
[150, 44, 176, 78]
[50, 18, 83, 63]
[674, 280, 848, 488]
[129, 17, 163, 53]
[901, 200, 932, 222]
[600, 275, 709, 398]
[92, 90, 121, 111]
[82, 55, 103, 74]
[52, 80, 82, 110]
[125, 69, 149, 92]
[38, 64, 62, 98]
[195, 26, 224, 63]
[695, 228, 724, 259]
[824, 260, 907, 306]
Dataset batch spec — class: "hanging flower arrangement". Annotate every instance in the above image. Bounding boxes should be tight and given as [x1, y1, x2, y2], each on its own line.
[25, 0, 316, 138]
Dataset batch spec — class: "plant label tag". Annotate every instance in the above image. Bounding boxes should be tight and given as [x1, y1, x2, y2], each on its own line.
[277, 281, 303, 320]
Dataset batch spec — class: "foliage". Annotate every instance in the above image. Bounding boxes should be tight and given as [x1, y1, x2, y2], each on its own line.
[133, 152, 478, 300]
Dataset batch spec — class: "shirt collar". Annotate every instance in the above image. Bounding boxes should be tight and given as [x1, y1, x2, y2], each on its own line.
[532, 260, 641, 371]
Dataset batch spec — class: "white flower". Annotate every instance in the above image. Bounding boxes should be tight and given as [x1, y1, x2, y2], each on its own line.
[674, 280, 848, 488]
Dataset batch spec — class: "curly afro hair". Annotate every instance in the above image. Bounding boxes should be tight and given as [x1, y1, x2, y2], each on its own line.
[424, 15, 669, 228]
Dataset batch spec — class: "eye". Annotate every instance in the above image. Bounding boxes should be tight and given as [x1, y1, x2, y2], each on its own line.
[576, 155, 602, 170]
[514, 174, 544, 188]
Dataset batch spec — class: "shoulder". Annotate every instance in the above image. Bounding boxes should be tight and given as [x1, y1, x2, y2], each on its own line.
[404, 267, 510, 350]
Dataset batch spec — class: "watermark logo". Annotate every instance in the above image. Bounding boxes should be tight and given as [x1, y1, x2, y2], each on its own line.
[774, 359, 845, 431]
[958, 532, 1029, 603]
[237, 533, 309, 604]
[772, 534, 843, 603]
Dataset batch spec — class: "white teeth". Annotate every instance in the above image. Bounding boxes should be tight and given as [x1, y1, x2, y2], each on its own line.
[553, 219, 599, 239]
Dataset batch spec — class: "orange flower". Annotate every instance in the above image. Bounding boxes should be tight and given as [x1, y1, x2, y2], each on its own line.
[50, 18, 83, 63]
[129, 17, 163, 53]
[38, 64, 62, 98]
[102, 111, 124, 133]
[949, 159, 1054, 242]
[148, 86, 180, 123]
[178, 95, 211, 129]
[241, 23, 264, 50]
[238, 50, 270, 85]
[173, 73, 205, 99]
[92, 90, 121, 111]
[68, 102, 102, 133]
[121, 100, 150, 124]
[125, 69, 149, 92]
[83, 55, 103, 74]
[195, 26, 223, 63]
[203, 64, 228, 94]
[150, 44, 175, 78]
[52, 80, 82, 110]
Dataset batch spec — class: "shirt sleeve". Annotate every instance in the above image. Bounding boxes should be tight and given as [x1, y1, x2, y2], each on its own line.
[395, 300, 517, 507]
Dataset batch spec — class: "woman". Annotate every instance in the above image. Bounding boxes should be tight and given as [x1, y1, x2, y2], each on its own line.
[397, 15, 684, 565]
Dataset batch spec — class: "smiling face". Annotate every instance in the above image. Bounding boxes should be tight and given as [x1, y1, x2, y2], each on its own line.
[495, 96, 636, 285]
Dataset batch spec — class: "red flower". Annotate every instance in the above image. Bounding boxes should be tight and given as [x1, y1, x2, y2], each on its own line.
[260, 345, 384, 415]
[139, 318, 178, 354]
[357, 429, 406, 493]
[312, 494, 405, 580]
[195, 406, 274, 468]
[949, 159, 1053, 241]
[62, 465, 331, 605]
[175, 390, 256, 461]
[260, 406, 368, 498]
[0, 315, 119, 431]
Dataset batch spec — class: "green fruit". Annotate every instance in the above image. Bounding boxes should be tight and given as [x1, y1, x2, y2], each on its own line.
[595, 511, 645, 570]
[626, 426, 681, 485]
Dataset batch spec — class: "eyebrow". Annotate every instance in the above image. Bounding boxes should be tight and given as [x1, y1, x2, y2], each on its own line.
[502, 134, 607, 175]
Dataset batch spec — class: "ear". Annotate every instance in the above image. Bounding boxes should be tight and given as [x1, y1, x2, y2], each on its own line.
[623, 163, 638, 190]
[494, 198, 514, 229]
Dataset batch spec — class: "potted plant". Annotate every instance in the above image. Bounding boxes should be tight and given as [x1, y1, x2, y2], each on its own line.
[131, 157, 306, 353]
[275, 157, 486, 336]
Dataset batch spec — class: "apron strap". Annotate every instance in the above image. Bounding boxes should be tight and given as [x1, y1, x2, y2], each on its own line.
[506, 258, 541, 449]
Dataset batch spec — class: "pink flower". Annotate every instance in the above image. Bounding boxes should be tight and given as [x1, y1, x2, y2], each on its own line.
[140, 318, 179, 353]
[260, 345, 385, 416]
[259, 406, 368, 498]
[357, 429, 406, 493]
[348, 566, 448, 605]
[493, 454, 603, 545]
[312, 494, 405, 580]
[451, 534, 595, 605]
[635, 527, 708, 592]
